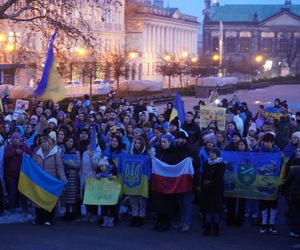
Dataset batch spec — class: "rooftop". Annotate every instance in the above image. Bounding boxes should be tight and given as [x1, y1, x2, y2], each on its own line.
[209, 4, 300, 22]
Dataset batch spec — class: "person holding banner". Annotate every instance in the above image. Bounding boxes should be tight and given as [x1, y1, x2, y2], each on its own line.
[200, 147, 225, 237]
[258, 133, 281, 234]
[128, 136, 150, 227]
[81, 141, 102, 223]
[226, 139, 248, 227]
[32, 135, 67, 226]
[152, 134, 179, 232]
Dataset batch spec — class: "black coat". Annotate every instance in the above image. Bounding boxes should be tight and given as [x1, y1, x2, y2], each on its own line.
[200, 160, 225, 213]
[182, 121, 201, 145]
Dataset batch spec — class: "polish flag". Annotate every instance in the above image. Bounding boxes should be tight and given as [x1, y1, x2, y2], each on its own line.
[151, 157, 194, 194]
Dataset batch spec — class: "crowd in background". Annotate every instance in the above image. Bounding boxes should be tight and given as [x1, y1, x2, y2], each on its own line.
[0, 93, 300, 248]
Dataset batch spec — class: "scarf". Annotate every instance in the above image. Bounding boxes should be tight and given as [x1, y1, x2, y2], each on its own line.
[208, 157, 223, 165]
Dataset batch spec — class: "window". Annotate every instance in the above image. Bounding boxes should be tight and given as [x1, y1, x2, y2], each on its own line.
[262, 38, 273, 53]
[225, 38, 236, 53]
[279, 39, 289, 53]
[240, 37, 250, 52]
[212, 37, 219, 52]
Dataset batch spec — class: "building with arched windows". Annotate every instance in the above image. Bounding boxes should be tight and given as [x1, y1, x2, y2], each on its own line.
[202, 0, 300, 75]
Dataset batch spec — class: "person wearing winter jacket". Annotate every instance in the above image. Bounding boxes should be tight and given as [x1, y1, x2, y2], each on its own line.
[283, 132, 300, 160]
[4, 132, 31, 213]
[61, 136, 81, 221]
[201, 147, 225, 237]
[32, 135, 67, 226]
[81, 144, 102, 223]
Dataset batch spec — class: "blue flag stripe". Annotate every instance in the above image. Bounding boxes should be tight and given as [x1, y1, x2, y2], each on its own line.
[35, 31, 57, 96]
[175, 92, 185, 124]
[21, 154, 64, 197]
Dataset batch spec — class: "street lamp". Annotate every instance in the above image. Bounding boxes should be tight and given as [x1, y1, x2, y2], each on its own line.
[255, 55, 264, 63]
[213, 54, 220, 61]
[128, 51, 138, 59]
[76, 47, 87, 57]
[181, 51, 188, 59]
[0, 34, 6, 43]
[164, 54, 171, 61]
[191, 56, 198, 63]
[6, 43, 14, 52]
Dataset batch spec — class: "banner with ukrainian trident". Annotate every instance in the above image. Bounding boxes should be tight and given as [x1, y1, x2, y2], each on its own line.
[118, 154, 151, 198]
[83, 178, 121, 205]
[222, 151, 282, 200]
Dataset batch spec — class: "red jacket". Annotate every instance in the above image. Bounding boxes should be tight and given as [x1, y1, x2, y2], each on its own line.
[4, 143, 31, 178]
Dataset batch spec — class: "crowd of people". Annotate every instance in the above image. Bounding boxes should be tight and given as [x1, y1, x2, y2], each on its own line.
[0, 93, 300, 248]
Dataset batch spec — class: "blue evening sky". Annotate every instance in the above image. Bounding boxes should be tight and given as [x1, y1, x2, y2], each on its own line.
[169, 0, 289, 19]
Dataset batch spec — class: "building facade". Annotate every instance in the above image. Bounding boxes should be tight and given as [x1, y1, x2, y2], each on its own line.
[0, 0, 126, 86]
[202, 0, 300, 75]
[126, 0, 198, 85]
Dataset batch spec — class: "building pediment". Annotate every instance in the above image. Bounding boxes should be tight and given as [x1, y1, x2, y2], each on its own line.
[172, 9, 182, 19]
[260, 11, 300, 27]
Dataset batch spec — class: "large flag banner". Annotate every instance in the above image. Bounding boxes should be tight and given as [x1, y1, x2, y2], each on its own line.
[222, 151, 282, 200]
[169, 92, 185, 124]
[83, 178, 121, 205]
[18, 154, 65, 212]
[264, 107, 282, 120]
[200, 105, 226, 131]
[151, 157, 194, 194]
[35, 31, 65, 103]
[118, 154, 151, 198]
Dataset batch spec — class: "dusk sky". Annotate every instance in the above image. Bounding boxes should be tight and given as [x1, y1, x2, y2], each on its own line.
[169, 0, 289, 19]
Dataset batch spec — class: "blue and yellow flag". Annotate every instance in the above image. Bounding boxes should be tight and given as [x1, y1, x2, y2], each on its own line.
[35, 31, 65, 103]
[18, 154, 65, 212]
[169, 92, 185, 124]
[118, 154, 151, 198]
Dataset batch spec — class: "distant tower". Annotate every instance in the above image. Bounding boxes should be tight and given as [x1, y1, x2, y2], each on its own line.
[204, 0, 211, 17]
[285, 0, 292, 5]
[153, 0, 164, 8]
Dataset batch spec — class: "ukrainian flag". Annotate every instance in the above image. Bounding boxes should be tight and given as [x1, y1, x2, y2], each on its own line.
[35, 31, 65, 103]
[18, 154, 65, 212]
[118, 154, 151, 198]
[169, 92, 185, 124]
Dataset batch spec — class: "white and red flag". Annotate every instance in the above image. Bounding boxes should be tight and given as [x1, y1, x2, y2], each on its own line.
[151, 157, 194, 194]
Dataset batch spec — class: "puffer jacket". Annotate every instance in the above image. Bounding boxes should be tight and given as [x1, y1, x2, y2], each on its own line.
[32, 146, 67, 182]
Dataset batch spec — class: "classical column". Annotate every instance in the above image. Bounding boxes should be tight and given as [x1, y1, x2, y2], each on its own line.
[144, 24, 148, 53]
[152, 25, 156, 54]
[156, 25, 160, 54]
[161, 26, 165, 53]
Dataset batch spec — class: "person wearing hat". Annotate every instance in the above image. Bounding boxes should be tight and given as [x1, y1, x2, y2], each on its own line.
[174, 131, 200, 232]
[57, 111, 66, 127]
[36, 113, 48, 135]
[47, 118, 58, 132]
[4, 132, 31, 214]
[153, 133, 179, 232]
[199, 133, 217, 175]
[283, 132, 300, 160]
[200, 147, 225, 237]
[224, 131, 241, 151]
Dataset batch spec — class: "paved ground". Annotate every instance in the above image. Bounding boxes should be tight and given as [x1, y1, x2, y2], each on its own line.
[0, 200, 297, 250]
[158, 84, 300, 114]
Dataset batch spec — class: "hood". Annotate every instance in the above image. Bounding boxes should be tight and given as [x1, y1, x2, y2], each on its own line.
[36, 145, 60, 159]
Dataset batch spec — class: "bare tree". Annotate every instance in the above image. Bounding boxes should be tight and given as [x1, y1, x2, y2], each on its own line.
[105, 49, 127, 94]
[0, 0, 122, 41]
[156, 61, 176, 90]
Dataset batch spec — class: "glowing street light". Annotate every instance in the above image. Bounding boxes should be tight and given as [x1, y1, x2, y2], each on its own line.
[6, 43, 14, 52]
[213, 54, 220, 61]
[191, 56, 198, 63]
[128, 51, 138, 59]
[76, 47, 87, 57]
[181, 51, 188, 58]
[164, 54, 171, 61]
[0, 34, 6, 42]
[255, 55, 264, 63]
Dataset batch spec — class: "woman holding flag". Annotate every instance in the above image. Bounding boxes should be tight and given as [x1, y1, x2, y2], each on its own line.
[32, 134, 67, 226]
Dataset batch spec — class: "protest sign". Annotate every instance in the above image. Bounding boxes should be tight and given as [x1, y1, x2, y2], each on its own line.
[264, 107, 282, 120]
[118, 154, 151, 198]
[83, 178, 121, 205]
[222, 151, 282, 200]
[200, 105, 226, 131]
[12, 99, 29, 120]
